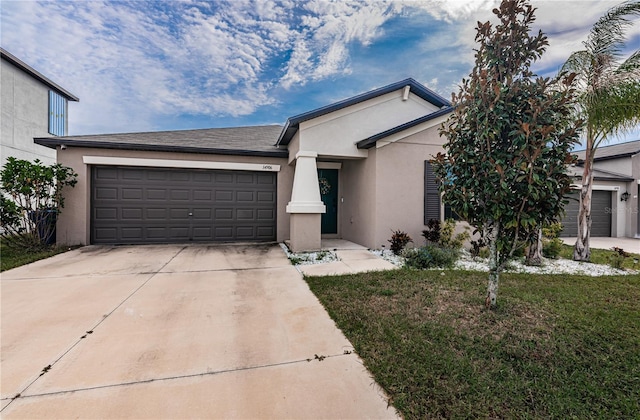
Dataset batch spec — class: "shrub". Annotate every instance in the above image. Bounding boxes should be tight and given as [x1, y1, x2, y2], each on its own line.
[438, 219, 470, 250]
[543, 238, 563, 259]
[404, 244, 459, 269]
[470, 238, 486, 258]
[609, 247, 630, 270]
[388, 230, 412, 255]
[422, 219, 441, 244]
[1, 158, 77, 249]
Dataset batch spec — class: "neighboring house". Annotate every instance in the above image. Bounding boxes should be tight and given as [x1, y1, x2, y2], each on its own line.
[1, 48, 79, 167]
[562, 140, 640, 239]
[35, 78, 454, 251]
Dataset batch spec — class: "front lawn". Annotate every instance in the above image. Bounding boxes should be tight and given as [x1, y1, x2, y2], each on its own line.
[305, 269, 640, 419]
[0, 240, 73, 272]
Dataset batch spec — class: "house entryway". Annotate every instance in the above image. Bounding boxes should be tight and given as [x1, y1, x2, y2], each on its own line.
[318, 168, 338, 234]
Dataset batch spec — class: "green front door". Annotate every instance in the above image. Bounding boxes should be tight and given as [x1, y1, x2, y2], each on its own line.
[318, 169, 338, 234]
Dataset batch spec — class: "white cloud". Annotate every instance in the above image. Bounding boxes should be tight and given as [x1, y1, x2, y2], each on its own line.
[1, 0, 637, 136]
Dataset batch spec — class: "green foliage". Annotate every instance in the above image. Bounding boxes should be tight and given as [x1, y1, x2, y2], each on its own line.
[388, 230, 412, 255]
[542, 223, 564, 259]
[1, 158, 77, 249]
[609, 247, 630, 270]
[404, 244, 459, 269]
[432, 0, 581, 305]
[438, 219, 470, 250]
[421, 219, 441, 243]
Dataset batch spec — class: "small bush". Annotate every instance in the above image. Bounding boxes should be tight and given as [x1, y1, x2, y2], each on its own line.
[404, 244, 458, 269]
[470, 239, 486, 258]
[543, 237, 563, 259]
[388, 230, 412, 255]
[609, 247, 630, 270]
[422, 219, 441, 244]
[438, 219, 469, 250]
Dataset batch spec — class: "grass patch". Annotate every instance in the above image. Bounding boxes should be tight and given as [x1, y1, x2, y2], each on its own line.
[305, 269, 640, 418]
[1, 240, 74, 271]
[558, 244, 640, 270]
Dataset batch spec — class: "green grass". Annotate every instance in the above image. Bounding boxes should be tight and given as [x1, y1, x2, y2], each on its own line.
[305, 269, 640, 419]
[0, 240, 73, 272]
[558, 244, 640, 270]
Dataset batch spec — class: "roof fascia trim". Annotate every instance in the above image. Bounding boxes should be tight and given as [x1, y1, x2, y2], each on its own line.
[34, 137, 289, 158]
[356, 107, 454, 149]
[1, 48, 79, 102]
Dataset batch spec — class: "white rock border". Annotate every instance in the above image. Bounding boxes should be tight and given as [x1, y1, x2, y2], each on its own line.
[279, 243, 339, 266]
[371, 248, 638, 277]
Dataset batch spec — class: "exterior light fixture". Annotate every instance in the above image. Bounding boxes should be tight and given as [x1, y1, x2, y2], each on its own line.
[620, 191, 630, 202]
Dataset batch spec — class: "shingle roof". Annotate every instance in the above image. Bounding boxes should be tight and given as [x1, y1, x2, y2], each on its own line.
[1, 47, 79, 102]
[34, 125, 287, 158]
[574, 140, 640, 162]
[567, 165, 634, 182]
[276, 78, 451, 146]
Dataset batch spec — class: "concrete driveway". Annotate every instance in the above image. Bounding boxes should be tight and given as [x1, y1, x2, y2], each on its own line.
[1, 244, 398, 419]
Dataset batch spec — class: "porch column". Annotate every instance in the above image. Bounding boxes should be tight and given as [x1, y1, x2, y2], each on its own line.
[286, 151, 325, 252]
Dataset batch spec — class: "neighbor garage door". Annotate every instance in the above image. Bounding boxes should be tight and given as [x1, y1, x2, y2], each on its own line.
[91, 166, 276, 244]
[560, 190, 612, 237]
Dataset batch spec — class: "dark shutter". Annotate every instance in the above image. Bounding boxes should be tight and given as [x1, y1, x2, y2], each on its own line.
[424, 161, 440, 224]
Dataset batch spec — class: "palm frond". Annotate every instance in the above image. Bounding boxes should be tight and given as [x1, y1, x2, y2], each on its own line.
[586, 0, 640, 58]
[616, 49, 640, 74]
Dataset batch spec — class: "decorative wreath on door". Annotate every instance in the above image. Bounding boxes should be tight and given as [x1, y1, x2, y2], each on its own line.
[318, 177, 331, 195]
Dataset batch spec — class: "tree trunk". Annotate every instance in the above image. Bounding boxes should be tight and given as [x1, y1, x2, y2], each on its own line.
[525, 228, 543, 266]
[574, 130, 594, 262]
[485, 223, 500, 309]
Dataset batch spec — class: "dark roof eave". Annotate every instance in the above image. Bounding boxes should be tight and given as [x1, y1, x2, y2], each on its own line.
[34, 138, 289, 158]
[1, 48, 79, 102]
[356, 107, 454, 149]
[276, 78, 451, 146]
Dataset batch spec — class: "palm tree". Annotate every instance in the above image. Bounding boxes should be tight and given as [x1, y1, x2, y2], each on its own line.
[561, 0, 640, 261]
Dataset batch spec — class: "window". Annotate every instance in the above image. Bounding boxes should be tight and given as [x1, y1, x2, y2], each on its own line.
[48, 91, 66, 136]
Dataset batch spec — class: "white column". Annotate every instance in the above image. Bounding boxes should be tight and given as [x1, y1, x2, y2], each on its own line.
[286, 151, 326, 214]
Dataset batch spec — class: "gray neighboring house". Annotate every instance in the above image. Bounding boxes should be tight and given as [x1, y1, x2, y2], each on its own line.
[562, 140, 640, 239]
[36, 78, 455, 251]
[1, 48, 79, 167]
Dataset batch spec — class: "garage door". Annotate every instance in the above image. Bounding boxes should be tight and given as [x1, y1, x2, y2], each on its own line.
[91, 166, 276, 244]
[560, 190, 612, 237]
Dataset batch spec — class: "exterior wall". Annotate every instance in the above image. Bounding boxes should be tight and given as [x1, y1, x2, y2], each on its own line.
[593, 158, 633, 176]
[55, 147, 291, 245]
[1, 59, 57, 166]
[633, 154, 640, 238]
[339, 151, 378, 248]
[298, 90, 440, 160]
[372, 125, 447, 249]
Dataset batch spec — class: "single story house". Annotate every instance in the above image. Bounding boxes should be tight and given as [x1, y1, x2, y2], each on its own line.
[562, 140, 640, 239]
[36, 78, 454, 251]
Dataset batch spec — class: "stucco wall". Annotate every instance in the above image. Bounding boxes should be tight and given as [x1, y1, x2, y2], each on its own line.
[1, 59, 57, 167]
[339, 151, 378, 248]
[371, 125, 447, 249]
[55, 147, 292, 245]
[593, 158, 633, 176]
[299, 90, 440, 160]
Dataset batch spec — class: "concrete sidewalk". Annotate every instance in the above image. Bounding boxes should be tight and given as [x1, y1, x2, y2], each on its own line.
[297, 240, 398, 277]
[1, 244, 399, 419]
[561, 237, 640, 253]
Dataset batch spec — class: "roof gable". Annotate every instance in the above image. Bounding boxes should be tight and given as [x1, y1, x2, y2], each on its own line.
[276, 78, 450, 146]
[1, 48, 79, 102]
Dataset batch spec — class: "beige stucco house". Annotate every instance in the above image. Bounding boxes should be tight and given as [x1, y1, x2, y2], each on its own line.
[35, 78, 454, 251]
[562, 140, 640, 239]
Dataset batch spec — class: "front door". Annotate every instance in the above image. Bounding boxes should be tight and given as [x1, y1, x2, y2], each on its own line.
[318, 169, 338, 234]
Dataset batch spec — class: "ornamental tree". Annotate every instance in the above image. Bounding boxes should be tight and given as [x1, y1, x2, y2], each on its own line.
[1, 157, 77, 249]
[432, 0, 581, 308]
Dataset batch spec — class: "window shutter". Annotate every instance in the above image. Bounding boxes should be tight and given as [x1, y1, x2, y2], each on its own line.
[48, 91, 66, 136]
[424, 161, 440, 224]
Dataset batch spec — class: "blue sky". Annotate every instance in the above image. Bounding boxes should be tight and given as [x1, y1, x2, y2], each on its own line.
[2, 0, 639, 143]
